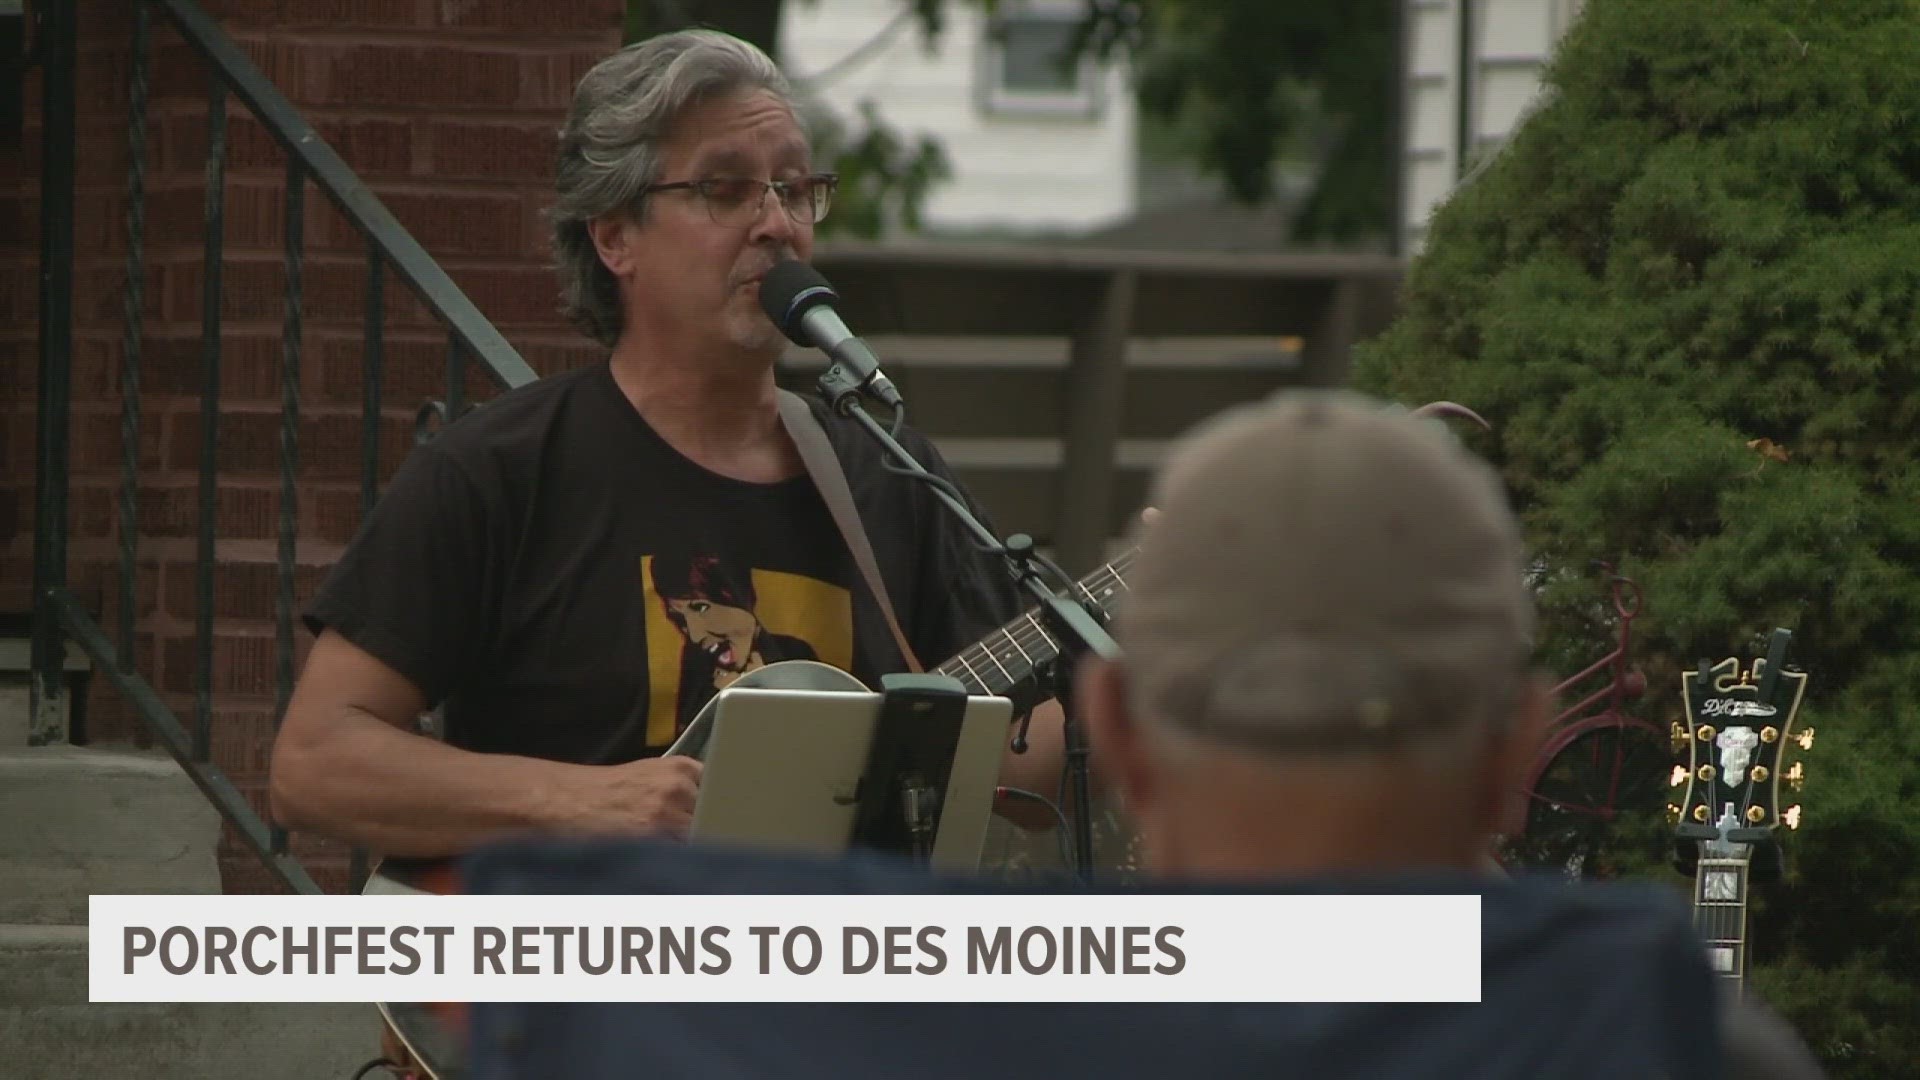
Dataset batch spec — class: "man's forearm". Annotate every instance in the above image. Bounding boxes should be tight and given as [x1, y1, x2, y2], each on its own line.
[270, 705, 611, 859]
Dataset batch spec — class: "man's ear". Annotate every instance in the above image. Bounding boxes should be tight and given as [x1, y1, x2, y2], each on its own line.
[1076, 656, 1154, 817]
[587, 212, 637, 280]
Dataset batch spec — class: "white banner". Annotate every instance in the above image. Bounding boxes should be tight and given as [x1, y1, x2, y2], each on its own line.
[89, 893, 1480, 1004]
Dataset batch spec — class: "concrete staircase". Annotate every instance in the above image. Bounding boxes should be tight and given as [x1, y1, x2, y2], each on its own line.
[0, 667, 381, 1079]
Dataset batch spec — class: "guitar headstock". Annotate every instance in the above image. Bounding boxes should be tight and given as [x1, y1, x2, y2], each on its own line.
[1668, 627, 1812, 860]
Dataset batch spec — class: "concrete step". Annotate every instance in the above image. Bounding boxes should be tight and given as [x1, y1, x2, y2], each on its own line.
[0, 632, 92, 747]
[0, 925, 379, 1079]
[0, 744, 223, 924]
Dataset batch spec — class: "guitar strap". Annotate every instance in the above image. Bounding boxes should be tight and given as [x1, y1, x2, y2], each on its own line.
[775, 389, 924, 673]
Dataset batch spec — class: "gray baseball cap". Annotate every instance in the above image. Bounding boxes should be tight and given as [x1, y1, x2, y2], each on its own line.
[1111, 390, 1535, 752]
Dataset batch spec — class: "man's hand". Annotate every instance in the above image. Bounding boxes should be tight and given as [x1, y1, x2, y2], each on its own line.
[577, 755, 703, 838]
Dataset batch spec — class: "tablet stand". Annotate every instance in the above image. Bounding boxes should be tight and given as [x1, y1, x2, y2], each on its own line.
[850, 673, 969, 864]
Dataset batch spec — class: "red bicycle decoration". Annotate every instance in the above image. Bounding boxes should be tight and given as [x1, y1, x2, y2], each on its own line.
[1511, 566, 1670, 874]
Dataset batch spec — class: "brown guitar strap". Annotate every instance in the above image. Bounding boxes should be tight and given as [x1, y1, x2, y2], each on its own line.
[775, 389, 924, 673]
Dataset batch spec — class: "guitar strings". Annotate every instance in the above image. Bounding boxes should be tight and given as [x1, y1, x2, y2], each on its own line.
[938, 556, 1136, 695]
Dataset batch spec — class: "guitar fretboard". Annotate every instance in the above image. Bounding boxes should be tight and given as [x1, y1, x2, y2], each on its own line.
[1695, 855, 1749, 988]
[935, 551, 1136, 696]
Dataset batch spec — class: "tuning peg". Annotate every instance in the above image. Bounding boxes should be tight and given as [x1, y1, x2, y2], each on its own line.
[1795, 727, 1816, 751]
[1786, 761, 1806, 791]
[1670, 722, 1689, 754]
[1784, 805, 1802, 830]
[1669, 765, 1689, 788]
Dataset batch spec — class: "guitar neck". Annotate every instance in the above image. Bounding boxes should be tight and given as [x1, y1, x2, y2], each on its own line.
[1694, 849, 1751, 992]
[933, 550, 1136, 697]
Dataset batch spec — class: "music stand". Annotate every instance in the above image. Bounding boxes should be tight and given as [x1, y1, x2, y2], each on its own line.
[687, 677, 1012, 873]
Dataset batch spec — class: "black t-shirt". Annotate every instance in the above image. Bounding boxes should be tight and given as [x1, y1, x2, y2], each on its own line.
[303, 361, 1028, 765]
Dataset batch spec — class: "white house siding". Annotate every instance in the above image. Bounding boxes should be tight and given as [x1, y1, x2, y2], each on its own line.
[1400, 0, 1587, 252]
[782, 0, 1137, 235]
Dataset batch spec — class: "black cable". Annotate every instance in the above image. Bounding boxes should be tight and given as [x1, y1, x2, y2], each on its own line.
[998, 784, 1073, 868]
[351, 1059, 400, 1080]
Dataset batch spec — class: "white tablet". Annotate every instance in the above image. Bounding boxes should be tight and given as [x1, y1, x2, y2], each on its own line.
[688, 686, 1013, 873]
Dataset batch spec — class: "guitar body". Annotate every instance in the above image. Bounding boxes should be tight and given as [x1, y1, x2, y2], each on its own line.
[363, 659, 875, 1080]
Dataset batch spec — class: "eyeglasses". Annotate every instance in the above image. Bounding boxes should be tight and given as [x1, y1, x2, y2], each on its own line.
[642, 173, 839, 227]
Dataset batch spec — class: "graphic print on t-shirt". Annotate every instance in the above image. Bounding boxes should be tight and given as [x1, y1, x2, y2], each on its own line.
[640, 553, 854, 746]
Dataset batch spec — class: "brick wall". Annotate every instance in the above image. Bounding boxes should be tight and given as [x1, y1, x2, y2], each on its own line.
[4, 0, 623, 894]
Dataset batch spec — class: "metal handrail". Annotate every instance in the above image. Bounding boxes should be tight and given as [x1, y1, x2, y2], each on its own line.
[155, 0, 537, 391]
[31, 0, 548, 897]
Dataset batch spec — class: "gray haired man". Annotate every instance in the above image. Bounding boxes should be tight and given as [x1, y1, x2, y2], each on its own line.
[270, 28, 1071, 1075]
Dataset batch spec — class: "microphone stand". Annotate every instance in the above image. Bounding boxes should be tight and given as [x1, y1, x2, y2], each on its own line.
[819, 370, 1116, 881]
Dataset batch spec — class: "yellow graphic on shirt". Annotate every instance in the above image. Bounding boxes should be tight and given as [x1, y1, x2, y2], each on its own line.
[640, 554, 854, 747]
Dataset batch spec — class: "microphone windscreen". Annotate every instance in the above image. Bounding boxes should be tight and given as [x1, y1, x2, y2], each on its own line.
[759, 259, 836, 343]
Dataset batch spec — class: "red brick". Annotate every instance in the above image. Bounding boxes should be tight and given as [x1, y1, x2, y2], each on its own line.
[165, 408, 419, 482]
[0, 552, 31, 612]
[161, 630, 287, 695]
[0, 193, 32, 247]
[82, 687, 156, 747]
[315, 118, 417, 180]
[310, 486, 375, 545]
[77, 6, 134, 55]
[204, 706, 280, 780]
[70, 408, 168, 475]
[71, 336, 121, 397]
[141, 332, 289, 405]
[197, 111, 285, 176]
[87, 556, 166, 622]
[193, 0, 290, 29]
[320, 45, 523, 110]
[423, 119, 556, 182]
[314, 333, 448, 409]
[69, 483, 119, 542]
[162, 556, 330, 622]
[446, 262, 563, 328]
[0, 406, 34, 486]
[516, 338, 604, 377]
[165, 254, 393, 327]
[0, 260, 36, 326]
[71, 260, 166, 327]
[518, 48, 609, 112]
[67, 115, 138, 184]
[219, 846, 354, 896]
[73, 55, 138, 116]
[148, 40, 213, 100]
[231, 39, 325, 103]
[278, 0, 433, 30]
[322, 188, 525, 258]
[437, 0, 621, 33]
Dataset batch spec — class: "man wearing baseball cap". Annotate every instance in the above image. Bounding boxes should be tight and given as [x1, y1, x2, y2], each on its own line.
[1075, 389, 1825, 1077]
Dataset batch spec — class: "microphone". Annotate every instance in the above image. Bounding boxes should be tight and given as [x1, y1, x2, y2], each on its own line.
[758, 259, 903, 411]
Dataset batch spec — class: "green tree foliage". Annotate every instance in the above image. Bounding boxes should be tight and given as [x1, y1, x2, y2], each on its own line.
[1352, 1, 1920, 1073]
[1084, 0, 1398, 241]
[625, 0, 1398, 243]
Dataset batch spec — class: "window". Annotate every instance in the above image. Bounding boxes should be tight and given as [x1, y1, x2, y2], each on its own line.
[978, 1, 1106, 118]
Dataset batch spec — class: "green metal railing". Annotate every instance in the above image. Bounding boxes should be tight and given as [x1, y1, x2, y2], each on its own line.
[30, 0, 536, 894]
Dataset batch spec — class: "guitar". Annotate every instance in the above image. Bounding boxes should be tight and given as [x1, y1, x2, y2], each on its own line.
[1666, 627, 1812, 996]
[362, 551, 1136, 1078]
